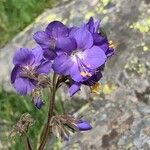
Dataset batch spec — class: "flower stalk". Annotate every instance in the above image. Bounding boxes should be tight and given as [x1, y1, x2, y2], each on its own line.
[25, 134, 33, 150]
[38, 74, 57, 150]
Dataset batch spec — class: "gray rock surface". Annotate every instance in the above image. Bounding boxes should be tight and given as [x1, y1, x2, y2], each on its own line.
[0, 0, 150, 149]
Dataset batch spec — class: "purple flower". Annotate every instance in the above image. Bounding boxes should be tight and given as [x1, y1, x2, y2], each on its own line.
[33, 97, 44, 109]
[11, 47, 52, 95]
[85, 17, 100, 34]
[52, 27, 107, 82]
[33, 21, 76, 60]
[85, 17, 115, 58]
[77, 120, 92, 131]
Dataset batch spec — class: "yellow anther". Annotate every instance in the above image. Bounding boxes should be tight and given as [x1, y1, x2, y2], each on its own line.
[80, 65, 92, 77]
[91, 82, 100, 94]
[109, 40, 116, 49]
[80, 71, 92, 77]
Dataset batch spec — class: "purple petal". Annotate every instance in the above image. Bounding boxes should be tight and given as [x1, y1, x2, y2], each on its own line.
[14, 78, 35, 95]
[72, 27, 93, 49]
[94, 20, 100, 33]
[45, 21, 69, 38]
[33, 31, 50, 50]
[69, 26, 79, 36]
[69, 62, 89, 82]
[106, 47, 115, 58]
[13, 48, 34, 65]
[93, 34, 109, 51]
[69, 82, 81, 96]
[32, 46, 43, 65]
[43, 50, 57, 60]
[37, 61, 52, 74]
[68, 56, 95, 82]
[86, 17, 94, 33]
[77, 120, 92, 131]
[94, 34, 115, 58]
[56, 37, 77, 54]
[52, 54, 74, 75]
[82, 46, 107, 69]
[85, 17, 100, 33]
[11, 65, 22, 84]
[34, 98, 44, 109]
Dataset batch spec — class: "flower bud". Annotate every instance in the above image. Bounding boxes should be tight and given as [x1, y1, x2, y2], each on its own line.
[34, 98, 44, 109]
[77, 120, 92, 131]
[10, 113, 34, 137]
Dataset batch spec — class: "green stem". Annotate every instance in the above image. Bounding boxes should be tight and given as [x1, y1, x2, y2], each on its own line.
[25, 135, 33, 150]
[22, 131, 33, 150]
[38, 74, 57, 150]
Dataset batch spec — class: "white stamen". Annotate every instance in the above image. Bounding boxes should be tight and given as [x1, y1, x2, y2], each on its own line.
[71, 50, 85, 62]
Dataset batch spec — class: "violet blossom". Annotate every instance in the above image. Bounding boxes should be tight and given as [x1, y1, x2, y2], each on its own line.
[85, 17, 115, 58]
[33, 97, 44, 109]
[33, 21, 76, 60]
[11, 47, 52, 95]
[52, 27, 107, 82]
[77, 120, 92, 131]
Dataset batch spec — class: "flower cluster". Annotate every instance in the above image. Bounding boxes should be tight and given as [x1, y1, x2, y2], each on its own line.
[11, 17, 114, 97]
[11, 17, 115, 141]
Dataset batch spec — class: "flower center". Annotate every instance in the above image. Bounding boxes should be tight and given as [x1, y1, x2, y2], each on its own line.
[71, 50, 92, 78]
[50, 38, 56, 50]
[21, 66, 37, 79]
[71, 50, 85, 61]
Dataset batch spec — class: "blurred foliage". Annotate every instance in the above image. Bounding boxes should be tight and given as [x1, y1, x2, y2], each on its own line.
[0, 0, 61, 48]
[0, 90, 64, 149]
